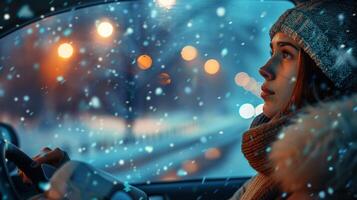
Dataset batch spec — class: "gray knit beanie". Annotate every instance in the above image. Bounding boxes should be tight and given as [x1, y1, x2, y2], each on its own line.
[270, 0, 357, 90]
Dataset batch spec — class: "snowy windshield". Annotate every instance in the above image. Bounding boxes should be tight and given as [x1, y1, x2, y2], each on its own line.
[0, 0, 292, 183]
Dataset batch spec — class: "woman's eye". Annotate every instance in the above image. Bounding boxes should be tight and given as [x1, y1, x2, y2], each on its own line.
[282, 52, 292, 59]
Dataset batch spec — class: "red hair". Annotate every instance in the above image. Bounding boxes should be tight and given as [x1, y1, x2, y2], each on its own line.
[282, 50, 338, 115]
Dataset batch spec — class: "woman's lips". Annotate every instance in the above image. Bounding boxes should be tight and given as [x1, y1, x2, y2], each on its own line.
[260, 85, 275, 99]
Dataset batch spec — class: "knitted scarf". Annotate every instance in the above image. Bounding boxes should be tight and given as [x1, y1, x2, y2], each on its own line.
[239, 114, 291, 200]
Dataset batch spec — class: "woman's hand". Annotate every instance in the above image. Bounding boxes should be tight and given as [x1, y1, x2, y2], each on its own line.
[18, 147, 70, 184]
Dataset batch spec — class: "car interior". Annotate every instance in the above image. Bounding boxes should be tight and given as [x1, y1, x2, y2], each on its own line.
[0, 0, 305, 199]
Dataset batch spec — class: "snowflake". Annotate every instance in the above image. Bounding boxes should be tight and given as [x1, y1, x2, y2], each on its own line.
[17, 5, 34, 19]
[331, 47, 357, 70]
[319, 191, 326, 199]
[123, 182, 131, 192]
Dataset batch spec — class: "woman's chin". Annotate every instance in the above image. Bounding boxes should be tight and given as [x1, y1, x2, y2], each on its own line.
[262, 103, 277, 118]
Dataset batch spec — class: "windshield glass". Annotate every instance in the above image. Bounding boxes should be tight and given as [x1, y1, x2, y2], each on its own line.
[0, 0, 293, 183]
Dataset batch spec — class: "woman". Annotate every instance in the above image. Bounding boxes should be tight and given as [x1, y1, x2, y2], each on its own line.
[230, 0, 356, 199]
[21, 0, 357, 198]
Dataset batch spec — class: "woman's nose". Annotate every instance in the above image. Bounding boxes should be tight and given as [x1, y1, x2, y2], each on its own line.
[259, 59, 276, 81]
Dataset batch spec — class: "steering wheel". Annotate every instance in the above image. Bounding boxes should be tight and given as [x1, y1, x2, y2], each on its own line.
[0, 140, 49, 200]
[0, 122, 20, 173]
[1, 140, 148, 200]
[0, 122, 19, 147]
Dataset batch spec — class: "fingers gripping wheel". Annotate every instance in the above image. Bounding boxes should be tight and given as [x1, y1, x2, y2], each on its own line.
[0, 140, 49, 199]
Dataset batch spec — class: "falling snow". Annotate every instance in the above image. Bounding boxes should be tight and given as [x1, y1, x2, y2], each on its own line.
[0, 0, 294, 185]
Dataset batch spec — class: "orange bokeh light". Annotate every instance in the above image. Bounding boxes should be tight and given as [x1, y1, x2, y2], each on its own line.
[137, 55, 153, 70]
[204, 59, 220, 75]
[42, 42, 74, 85]
[181, 45, 198, 61]
[158, 72, 172, 85]
[182, 160, 199, 173]
[161, 171, 179, 181]
[204, 148, 221, 160]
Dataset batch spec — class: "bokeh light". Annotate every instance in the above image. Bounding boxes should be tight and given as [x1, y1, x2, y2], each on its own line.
[204, 148, 221, 160]
[255, 103, 264, 116]
[235, 72, 250, 87]
[181, 45, 198, 61]
[161, 171, 178, 181]
[97, 21, 114, 38]
[216, 7, 226, 17]
[158, 72, 172, 85]
[137, 55, 153, 70]
[157, 0, 176, 9]
[243, 77, 261, 97]
[235, 72, 261, 97]
[204, 59, 220, 75]
[239, 103, 255, 119]
[57, 43, 73, 59]
[182, 160, 198, 174]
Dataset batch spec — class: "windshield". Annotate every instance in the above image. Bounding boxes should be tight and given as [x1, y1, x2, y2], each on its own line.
[0, 0, 293, 183]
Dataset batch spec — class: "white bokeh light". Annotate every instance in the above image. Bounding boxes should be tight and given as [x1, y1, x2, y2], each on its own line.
[239, 103, 255, 119]
[57, 43, 74, 59]
[255, 103, 264, 116]
[4, 13, 10, 20]
[216, 7, 225, 17]
[97, 21, 114, 38]
[157, 0, 176, 9]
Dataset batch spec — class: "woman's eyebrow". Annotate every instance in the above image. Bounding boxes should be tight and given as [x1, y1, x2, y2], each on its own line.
[277, 41, 299, 51]
[270, 41, 299, 51]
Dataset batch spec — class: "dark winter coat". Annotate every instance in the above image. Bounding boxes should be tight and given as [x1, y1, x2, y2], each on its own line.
[270, 95, 357, 199]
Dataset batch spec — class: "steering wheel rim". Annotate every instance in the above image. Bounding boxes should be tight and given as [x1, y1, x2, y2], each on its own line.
[0, 140, 20, 200]
[0, 122, 19, 147]
[0, 122, 20, 173]
[0, 140, 48, 200]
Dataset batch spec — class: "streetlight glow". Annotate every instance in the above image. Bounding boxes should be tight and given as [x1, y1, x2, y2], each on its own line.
[157, 0, 176, 9]
[181, 45, 198, 61]
[97, 21, 114, 38]
[204, 59, 220, 75]
[57, 43, 73, 59]
[137, 54, 153, 70]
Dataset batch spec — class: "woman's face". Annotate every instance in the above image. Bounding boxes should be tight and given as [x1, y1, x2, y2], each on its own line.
[260, 32, 300, 118]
